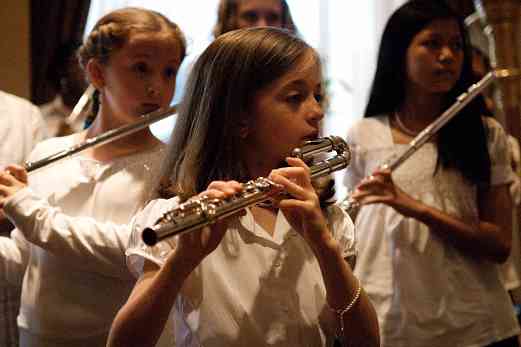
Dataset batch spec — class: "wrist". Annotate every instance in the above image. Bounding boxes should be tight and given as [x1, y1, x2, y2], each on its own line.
[310, 231, 342, 260]
[165, 249, 201, 278]
[404, 197, 429, 221]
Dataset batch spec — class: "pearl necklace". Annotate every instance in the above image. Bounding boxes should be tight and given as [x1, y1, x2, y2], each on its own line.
[394, 112, 420, 137]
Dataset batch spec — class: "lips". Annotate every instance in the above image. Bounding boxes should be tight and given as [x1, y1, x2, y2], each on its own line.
[140, 103, 161, 114]
[303, 131, 319, 141]
[434, 69, 456, 78]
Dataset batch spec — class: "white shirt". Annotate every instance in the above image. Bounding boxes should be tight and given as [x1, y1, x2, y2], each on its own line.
[344, 115, 520, 347]
[0, 90, 47, 347]
[499, 135, 521, 290]
[39, 95, 86, 137]
[0, 90, 48, 167]
[2, 133, 165, 345]
[127, 198, 356, 347]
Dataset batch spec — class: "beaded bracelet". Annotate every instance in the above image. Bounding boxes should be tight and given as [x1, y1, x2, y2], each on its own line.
[330, 278, 362, 343]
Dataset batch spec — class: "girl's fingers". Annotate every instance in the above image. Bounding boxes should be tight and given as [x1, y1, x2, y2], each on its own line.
[269, 173, 308, 200]
[269, 167, 312, 192]
[285, 156, 310, 170]
[6, 165, 28, 183]
[206, 180, 243, 196]
[0, 171, 17, 186]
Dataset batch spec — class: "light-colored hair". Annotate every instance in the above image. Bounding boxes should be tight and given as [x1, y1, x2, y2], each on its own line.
[213, 0, 297, 37]
[159, 27, 317, 199]
[77, 7, 187, 125]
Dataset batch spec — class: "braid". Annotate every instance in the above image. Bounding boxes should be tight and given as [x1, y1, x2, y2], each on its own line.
[83, 89, 99, 129]
[77, 7, 187, 128]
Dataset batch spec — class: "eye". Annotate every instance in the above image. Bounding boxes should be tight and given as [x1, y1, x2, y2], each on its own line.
[164, 67, 177, 79]
[451, 40, 463, 52]
[286, 93, 304, 104]
[266, 12, 281, 24]
[133, 62, 149, 75]
[241, 11, 258, 23]
[314, 92, 324, 103]
[423, 39, 441, 50]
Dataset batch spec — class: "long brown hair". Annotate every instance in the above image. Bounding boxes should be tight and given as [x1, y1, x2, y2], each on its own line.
[159, 27, 315, 199]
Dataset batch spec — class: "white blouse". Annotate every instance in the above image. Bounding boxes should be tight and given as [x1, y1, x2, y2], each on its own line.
[344, 115, 519, 347]
[0, 90, 48, 167]
[2, 133, 165, 344]
[127, 198, 356, 347]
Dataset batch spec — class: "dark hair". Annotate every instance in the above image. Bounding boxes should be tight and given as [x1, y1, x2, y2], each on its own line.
[159, 27, 315, 198]
[213, 0, 297, 37]
[47, 41, 84, 90]
[365, 0, 490, 186]
[78, 7, 187, 127]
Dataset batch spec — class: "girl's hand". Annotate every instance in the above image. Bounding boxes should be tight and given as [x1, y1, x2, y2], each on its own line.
[268, 157, 332, 248]
[351, 168, 420, 217]
[0, 165, 28, 208]
[173, 180, 244, 267]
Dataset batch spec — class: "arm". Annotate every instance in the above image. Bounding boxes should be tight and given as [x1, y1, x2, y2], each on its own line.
[270, 157, 380, 347]
[4, 188, 133, 278]
[0, 166, 133, 278]
[352, 169, 511, 263]
[0, 230, 29, 286]
[108, 258, 189, 347]
[108, 181, 244, 347]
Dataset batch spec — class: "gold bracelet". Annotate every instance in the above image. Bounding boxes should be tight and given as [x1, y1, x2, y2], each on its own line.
[329, 278, 362, 339]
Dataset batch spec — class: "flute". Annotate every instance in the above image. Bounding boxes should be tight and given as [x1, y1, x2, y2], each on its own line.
[141, 136, 351, 246]
[24, 105, 177, 173]
[340, 69, 505, 213]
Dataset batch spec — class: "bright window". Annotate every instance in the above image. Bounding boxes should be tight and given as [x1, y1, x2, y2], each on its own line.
[85, 0, 406, 197]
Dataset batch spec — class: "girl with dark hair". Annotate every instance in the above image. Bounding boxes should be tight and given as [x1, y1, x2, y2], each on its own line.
[344, 1, 519, 346]
[0, 7, 185, 347]
[107, 27, 379, 347]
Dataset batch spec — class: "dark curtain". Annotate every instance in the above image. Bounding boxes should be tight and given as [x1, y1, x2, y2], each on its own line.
[30, 0, 91, 105]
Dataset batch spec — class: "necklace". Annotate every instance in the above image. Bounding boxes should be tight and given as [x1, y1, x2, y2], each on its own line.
[393, 112, 420, 137]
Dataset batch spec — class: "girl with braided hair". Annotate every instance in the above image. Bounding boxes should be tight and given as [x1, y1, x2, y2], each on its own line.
[0, 7, 185, 347]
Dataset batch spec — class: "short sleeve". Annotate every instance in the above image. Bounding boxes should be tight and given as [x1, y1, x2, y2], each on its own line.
[326, 204, 357, 259]
[126, 197, 180, 278]
[29, 104, 49, 145]
[343, 124, 367, 190]
[485, 117, 516, 186]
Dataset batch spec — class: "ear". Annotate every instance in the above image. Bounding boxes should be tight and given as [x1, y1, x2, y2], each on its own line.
[86, 59, 105, 90]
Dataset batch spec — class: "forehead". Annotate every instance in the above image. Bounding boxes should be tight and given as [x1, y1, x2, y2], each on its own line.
[237, 0, 282, 13]
[269, 50, 321, 89]
[122, 31, 182, 63]
[415, 18, 462, 40]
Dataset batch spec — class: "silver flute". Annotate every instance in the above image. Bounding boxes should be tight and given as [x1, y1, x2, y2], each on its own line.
[141, 136, 351, 246]
[24, 104, 177, 173]
[341, 69, 507, 213]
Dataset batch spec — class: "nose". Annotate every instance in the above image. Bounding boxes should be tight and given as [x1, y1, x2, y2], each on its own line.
[439, 45, 455, 64]
[255, 17, 269, 27]
[307, 96, 324, 125]
[147, 75, 171, 102]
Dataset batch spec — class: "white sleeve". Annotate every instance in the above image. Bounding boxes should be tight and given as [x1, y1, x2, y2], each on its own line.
[3, 187, 133, 279]
[485, 117, 516, 186]
[327, 204, 357, 260]
[0, 229, 29, 287]
[29, 104, 49, 146]
[126, 198, 179, 278]
[343, 124, 368, 191]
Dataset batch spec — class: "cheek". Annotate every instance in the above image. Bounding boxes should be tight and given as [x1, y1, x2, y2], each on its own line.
[407, 54, 431, 84]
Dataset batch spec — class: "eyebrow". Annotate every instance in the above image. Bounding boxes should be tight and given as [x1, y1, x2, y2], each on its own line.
[281, 79, 322, 92]
[131, 52, 153, 59]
